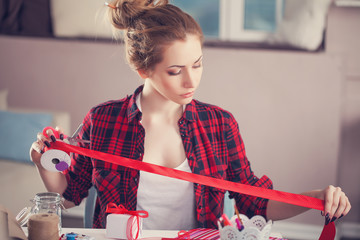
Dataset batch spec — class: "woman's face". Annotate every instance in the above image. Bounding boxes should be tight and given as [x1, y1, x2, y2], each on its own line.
[145, 34, 203, 105]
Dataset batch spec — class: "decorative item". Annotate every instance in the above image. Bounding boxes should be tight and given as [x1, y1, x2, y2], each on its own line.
[218, 214, 272, 240]
[105, 203, 148, 240]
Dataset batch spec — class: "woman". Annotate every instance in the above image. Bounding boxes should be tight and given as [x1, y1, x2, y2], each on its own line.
[30, 0, 350, 229]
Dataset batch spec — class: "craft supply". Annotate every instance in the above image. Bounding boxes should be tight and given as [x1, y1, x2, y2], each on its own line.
[65, 233, 77, 240]
[106, 203, 148, 240]
[41, 125, 89, 172]
[220, 213, 232, 226]
[31, 192, 63, 232]
[59, 233, 95, 240]
[0, 209, 9, 240]
[233, 199, 244, 226]
[41, 149, 71, 172]
[27, 213, 59, 240]
[235, 218, 244, 231]
[219, 214, 272, 240]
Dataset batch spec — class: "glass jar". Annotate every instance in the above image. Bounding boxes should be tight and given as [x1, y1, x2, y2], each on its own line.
[30, 192, 63, 232]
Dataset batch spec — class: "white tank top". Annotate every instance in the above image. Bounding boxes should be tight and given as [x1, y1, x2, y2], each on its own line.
[136, 159, 198, 230]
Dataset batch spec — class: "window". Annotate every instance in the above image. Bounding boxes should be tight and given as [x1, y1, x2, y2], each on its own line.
[171, 0, 284, 42]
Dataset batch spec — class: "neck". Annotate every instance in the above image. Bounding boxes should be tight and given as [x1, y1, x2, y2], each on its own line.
[141, 82, 183, 122]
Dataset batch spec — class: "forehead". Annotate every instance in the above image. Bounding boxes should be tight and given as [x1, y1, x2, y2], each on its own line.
[161, 34, 203, 65]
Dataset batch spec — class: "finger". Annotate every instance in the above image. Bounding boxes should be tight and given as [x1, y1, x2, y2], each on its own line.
[37, 132, 48, 142]
[37, 132, 51, 147]
[332, 193, 347, 220]
[31, 141, 43, 154]
[324, 185, 335, 217]
[46, 128, 57, 142]
[55, 126, 64, 140]
[341, 197, 351, 218]
[329, 187, 342, 219]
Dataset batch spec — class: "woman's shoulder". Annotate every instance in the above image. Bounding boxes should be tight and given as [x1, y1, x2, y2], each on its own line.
[192, 99, 235, 120]
[89, 96, 131, 116]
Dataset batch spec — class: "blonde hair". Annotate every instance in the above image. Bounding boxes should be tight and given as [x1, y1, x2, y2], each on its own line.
[108, 0, 203, 71]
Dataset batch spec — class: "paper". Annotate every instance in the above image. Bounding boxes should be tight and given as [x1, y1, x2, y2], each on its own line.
[0, 205, 27, 240]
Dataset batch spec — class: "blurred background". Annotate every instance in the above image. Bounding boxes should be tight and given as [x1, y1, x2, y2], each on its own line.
[0, 0, 359, 239]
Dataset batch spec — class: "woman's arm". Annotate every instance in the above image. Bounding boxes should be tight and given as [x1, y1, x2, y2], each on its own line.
[266, 185, 351, 223]
[30, 128, 76, 209]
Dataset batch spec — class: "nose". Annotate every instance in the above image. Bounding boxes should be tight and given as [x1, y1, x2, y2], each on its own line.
[182, 69, 197, 88]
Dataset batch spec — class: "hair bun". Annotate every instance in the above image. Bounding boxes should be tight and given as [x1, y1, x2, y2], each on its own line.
[108, 0, 168, 30]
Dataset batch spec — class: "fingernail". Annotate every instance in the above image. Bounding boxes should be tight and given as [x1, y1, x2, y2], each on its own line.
[51, 135, 56, 142]
[60, 134, 64, 140]
[44, 141, 51, 147]
[331, 217, 337, 223]
[325, 213, 330, 225]
[339, 214, 344, 219]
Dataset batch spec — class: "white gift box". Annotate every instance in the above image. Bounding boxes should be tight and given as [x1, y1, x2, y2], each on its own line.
[106, 213, 143, 239]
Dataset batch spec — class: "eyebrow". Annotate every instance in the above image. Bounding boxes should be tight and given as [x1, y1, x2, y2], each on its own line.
[167, 55, 203, 69]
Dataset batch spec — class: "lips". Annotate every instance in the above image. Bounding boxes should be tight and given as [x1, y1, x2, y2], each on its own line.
[181, 91, 194, 98]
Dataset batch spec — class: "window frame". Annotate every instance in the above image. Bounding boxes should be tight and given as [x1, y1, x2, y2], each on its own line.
[219, 0, 284, 42]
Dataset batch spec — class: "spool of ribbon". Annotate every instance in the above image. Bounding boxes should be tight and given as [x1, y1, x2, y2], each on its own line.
[106, 203, 148, 240]
[45, 135, 335, 239]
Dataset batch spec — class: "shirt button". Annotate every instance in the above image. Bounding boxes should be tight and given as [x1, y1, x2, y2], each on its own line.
[134, 177, 138, 183]
[179, 120, 184, 124]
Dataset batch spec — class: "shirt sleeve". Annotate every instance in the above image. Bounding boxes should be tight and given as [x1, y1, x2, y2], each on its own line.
[62, 110, 93, 206]
[225, 113, 273, 219]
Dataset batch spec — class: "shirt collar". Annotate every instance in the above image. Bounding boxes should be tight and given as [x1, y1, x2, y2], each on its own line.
[183, 100, 197, 122]
[126, 85, 143, 122]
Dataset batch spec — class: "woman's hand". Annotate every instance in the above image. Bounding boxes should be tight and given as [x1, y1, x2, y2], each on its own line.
[30, 126, 64, 167]
[318, 185, 351, 224]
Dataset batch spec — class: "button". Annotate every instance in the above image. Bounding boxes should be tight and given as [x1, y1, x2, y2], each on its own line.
[66, 233, 77, 240]
[179, 120, 184, 124]
[134, 177, 138, 183]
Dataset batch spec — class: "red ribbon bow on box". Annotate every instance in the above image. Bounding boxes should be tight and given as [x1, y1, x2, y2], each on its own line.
[106, 203, 148, 240]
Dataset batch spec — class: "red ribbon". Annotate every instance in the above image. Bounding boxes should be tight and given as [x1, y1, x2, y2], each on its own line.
[49, 141, 335, 239]
[106, 203, 149, 218]
[106, 203, 148, 240]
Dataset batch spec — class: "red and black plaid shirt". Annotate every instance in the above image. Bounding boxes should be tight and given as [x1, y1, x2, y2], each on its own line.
[63, 85, 273, 228]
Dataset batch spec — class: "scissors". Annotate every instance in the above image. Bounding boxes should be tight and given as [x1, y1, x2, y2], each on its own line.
[40, 124, 90, 172]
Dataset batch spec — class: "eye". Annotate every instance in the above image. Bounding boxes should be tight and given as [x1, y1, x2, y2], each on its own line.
[168, 70, 181, 76]
[193, 62, 202, 69]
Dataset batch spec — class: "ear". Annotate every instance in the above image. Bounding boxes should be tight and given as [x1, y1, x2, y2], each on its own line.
[137, 69, 149, 79]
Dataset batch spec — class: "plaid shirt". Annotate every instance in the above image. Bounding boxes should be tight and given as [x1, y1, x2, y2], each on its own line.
[63, 85, 273, 228]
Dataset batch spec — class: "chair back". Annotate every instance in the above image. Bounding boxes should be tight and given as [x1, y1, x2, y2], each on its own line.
[84, 186, 97, 228]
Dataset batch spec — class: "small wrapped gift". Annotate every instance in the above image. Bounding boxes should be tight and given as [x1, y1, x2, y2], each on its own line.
[105, 203, 148, 240]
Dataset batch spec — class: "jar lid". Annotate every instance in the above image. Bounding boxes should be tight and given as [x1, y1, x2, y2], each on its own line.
[15, 207, 31, 226]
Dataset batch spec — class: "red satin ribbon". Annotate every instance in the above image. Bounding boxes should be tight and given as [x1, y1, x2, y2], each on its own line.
[106, 203, 149, 218]
[49, 141, 335, 239]
[106, 203, 148, 240]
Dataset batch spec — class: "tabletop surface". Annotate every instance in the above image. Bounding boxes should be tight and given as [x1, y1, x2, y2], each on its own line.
[24, 228, 180, 240]
[23, 227, 283, 240]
